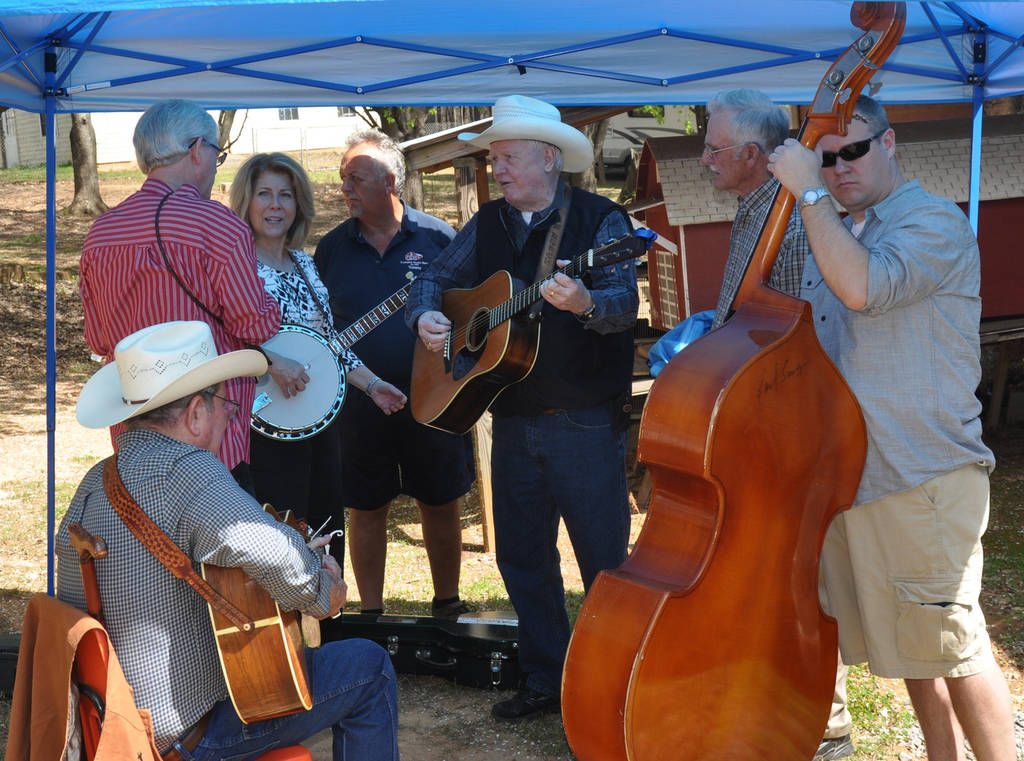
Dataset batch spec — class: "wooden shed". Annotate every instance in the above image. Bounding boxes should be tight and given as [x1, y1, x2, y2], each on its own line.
[631, 113, 1024, 329]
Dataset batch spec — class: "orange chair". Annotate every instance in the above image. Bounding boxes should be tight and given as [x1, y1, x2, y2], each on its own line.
[69, 523, 313, 761]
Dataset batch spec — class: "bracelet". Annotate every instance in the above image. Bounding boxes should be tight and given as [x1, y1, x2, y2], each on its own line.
[366, 376, 381, 395]
[249, 344, 272, 366]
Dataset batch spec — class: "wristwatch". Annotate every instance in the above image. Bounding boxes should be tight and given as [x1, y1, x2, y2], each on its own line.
[798, 187, 830, 211]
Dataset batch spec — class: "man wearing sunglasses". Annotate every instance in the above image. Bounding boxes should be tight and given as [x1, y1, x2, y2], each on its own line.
[80, 99, 281, 491]
[769, 96, 1015, 761]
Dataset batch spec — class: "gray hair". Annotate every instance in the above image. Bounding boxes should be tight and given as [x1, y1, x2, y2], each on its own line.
[134, 99, 218, 174]
[852, 95, 891, 135]
[343, 128, 407, 195]
[708, 89, 790, 154]
[126, 384, 218, 428]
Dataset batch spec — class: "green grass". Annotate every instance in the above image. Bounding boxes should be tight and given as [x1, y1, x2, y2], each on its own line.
[846, 665, 918, 757]
[0, 163, 144, 183]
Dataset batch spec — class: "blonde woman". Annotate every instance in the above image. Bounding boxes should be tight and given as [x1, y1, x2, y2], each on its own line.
[230, 153, 405, 559]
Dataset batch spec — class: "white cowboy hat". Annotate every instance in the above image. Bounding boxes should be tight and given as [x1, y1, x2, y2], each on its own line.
[458, 95, 594, 173]
[76, 320, 267, 429]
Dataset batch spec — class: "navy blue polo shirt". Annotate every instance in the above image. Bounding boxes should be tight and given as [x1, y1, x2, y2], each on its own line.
[314, 203, 455, 391]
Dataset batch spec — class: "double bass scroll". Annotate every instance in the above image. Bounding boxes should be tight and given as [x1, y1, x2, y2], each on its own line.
[561, 4, 905, 761]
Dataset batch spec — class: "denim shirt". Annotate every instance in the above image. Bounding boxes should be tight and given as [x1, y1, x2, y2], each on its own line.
[801, 180, 994, 505]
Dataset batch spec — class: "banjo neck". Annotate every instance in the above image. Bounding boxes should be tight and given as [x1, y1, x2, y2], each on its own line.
[329, 283, 412, 355]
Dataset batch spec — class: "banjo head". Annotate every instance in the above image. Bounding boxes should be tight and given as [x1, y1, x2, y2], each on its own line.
[251, 325, 345, 441]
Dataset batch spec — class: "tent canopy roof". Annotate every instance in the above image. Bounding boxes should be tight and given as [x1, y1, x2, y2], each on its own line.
[1, 1, 1024, 113]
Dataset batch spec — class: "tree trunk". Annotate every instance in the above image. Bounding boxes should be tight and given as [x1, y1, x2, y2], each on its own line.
[405, 168, 424, 211]
[594, 118, 609, 185]
[567, 122, 598, 193]
[65, 113, 107, 217]
[217, 109, 250, 153]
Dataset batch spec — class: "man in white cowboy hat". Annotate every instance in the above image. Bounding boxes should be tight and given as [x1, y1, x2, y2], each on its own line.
[57, 320, 400, 761]
[406, 94, 639, 721]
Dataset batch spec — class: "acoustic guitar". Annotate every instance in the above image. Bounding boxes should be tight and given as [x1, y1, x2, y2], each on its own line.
[200, 504, 315, 723]
[410, 229, 656, 435]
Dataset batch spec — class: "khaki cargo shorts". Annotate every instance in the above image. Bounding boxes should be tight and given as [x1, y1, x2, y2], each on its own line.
[820, 463, 996, 679]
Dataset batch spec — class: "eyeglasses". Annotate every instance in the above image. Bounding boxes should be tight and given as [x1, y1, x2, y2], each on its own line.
[702, 141, 759, 160]
[189, 136, 227, 167]
[210, 393, 239, 421]
[820, 130, 887, 168]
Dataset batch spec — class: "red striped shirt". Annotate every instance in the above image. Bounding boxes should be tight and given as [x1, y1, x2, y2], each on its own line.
[80, 178, 281, 469]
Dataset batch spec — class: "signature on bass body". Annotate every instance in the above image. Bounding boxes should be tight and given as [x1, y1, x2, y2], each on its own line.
[758, 357, 810, 401]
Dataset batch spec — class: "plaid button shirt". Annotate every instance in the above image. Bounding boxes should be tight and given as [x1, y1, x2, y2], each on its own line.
[56, 429, 332, 750]
[711, 178, 809, 328]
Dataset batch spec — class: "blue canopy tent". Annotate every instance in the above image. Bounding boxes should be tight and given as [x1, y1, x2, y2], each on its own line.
[0, 0, 1021, 591]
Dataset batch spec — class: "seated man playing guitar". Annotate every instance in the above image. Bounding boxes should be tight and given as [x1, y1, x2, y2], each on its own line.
[406, 94, 639, 721]
[57, 320, 399, 761]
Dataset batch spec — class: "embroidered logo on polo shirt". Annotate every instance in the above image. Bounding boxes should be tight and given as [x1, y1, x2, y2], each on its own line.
[404, 251, 426, 272]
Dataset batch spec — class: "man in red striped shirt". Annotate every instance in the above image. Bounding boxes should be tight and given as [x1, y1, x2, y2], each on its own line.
[80, 99, 281, 487]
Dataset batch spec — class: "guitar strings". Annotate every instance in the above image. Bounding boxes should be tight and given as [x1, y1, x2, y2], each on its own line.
[438, 236, 636, 349]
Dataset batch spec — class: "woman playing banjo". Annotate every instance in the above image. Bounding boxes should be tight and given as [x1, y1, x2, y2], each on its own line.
[230, 152, 406, 562]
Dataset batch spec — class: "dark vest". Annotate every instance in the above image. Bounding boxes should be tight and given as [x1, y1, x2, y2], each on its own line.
[475, 188, 634, 417]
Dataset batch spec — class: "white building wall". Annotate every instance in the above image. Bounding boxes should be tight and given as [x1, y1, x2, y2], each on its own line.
[0, 110, 73, 168]
[92, 106, 365, 166]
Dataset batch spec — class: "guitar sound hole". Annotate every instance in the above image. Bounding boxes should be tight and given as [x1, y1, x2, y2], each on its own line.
[465, 307, 490, 352]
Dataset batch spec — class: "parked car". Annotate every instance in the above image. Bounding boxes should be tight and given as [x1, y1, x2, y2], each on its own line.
[601, 106, 694, 175]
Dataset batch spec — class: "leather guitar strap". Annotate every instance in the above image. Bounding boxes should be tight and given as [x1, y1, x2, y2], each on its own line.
[102, 457, 255, 632]
[527, 184, 573, 320]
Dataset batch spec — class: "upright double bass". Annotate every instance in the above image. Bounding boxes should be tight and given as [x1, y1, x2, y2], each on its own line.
[561, 4, 905, 760]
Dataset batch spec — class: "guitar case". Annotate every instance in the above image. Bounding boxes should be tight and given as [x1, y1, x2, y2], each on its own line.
[320, 611, 521, 690]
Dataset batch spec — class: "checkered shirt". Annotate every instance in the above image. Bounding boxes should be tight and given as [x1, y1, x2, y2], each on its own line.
[56, 429, 331, 751]
[711, 178, 810, 328]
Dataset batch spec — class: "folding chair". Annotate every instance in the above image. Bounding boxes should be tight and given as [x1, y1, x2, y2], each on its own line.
[68, 522, 313, 761]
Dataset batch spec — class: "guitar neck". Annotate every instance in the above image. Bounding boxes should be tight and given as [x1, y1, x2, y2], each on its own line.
[335, 284, 412, 350]
[487, 243, 616, 330]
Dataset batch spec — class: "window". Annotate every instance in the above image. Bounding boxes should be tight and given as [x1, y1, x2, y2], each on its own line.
[337, 106, 355, 117]
[39, 114, 46, 137]
[278, 108, 299, 121]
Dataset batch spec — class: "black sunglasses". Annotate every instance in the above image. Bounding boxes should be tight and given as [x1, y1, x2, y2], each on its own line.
[820, 129, 887, 168]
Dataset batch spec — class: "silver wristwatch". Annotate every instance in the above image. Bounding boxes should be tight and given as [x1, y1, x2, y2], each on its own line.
[798, 187, 830, 211]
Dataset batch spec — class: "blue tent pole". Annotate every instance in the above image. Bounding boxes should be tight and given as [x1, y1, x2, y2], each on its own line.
[44, 46, 57, 596]
[967, 93, 982, 234]
[967, 31, 985, 235]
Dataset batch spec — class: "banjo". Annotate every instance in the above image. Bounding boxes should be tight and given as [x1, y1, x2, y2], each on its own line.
[251, 281, 412, 441]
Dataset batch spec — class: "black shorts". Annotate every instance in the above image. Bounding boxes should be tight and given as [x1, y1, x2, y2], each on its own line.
[337, 393, 475, 511]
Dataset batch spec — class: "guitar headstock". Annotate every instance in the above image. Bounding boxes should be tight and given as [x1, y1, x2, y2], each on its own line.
[588, 229, 659, 269]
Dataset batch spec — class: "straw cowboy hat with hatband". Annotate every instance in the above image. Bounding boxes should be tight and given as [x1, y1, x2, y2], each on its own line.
[458, 95, 594, 173]
[76, 320, 267, 429]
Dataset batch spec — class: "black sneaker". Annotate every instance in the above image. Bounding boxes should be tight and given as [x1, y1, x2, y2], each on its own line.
[815, 735, 854, 760]
[491, 688, 560, 721]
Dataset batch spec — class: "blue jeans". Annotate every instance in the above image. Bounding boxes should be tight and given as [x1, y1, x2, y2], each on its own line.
[491, 404, 630, 696]
[178, 639, 398, 761]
